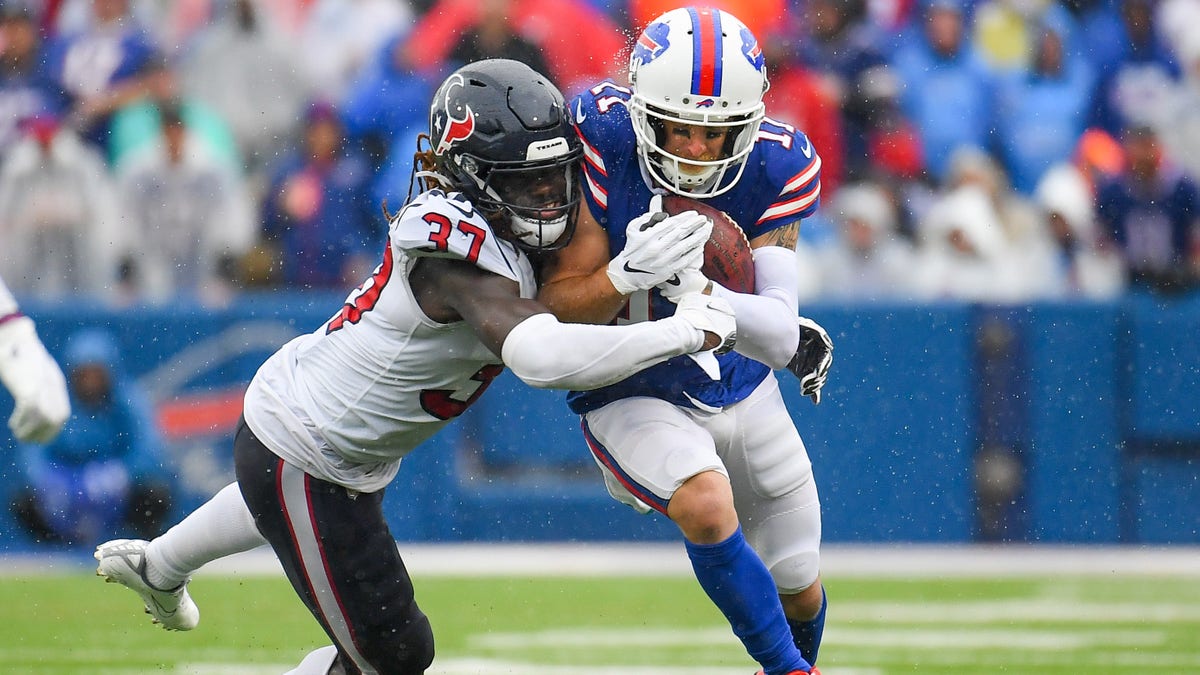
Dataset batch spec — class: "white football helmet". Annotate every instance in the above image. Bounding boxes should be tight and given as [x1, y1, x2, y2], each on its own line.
[628, 7, 769, 198]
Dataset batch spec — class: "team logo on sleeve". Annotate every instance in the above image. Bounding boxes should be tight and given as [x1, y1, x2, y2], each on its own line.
[434, 74, 476, 156]
[740, 27, 764, 72]
[631, 21, 670, 68]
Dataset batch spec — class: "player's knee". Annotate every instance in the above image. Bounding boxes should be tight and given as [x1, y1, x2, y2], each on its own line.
[366, 611, 435, 675]
[668, 471, 737, 543]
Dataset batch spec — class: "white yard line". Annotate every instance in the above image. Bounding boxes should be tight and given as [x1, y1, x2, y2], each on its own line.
[834, 599, 1200, 622]
[201, 542, 1200, 578]
[2, 543, 1198, 577]
[468, 625, 1165, 651]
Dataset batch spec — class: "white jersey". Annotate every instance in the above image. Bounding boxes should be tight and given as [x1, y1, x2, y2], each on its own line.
[243, 190, 538, 492]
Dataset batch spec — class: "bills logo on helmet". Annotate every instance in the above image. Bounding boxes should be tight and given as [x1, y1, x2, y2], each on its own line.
[631, 21, 671, 68]
[695, 99, 715, 108]
[435, 73, 476, 155]
[740, 27, 764, 72]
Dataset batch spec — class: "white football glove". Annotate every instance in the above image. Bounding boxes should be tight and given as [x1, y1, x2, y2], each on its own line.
[786, 316, 833, 405]
[657, 267, 711, 303]
[673, 292, 736, 355]
[607, 195, 712, 295]
[0, 316, 70, 443]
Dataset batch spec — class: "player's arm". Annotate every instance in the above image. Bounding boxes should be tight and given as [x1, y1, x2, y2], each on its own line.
[748, 220, 835, 398]
[416, 257, 734, 391]
[538, 199, 711, 324]
[536, 205, 628, 324]
[691, 220, 803, 370]
[721, 221, 833, 401]
[0, 279, 71, 443]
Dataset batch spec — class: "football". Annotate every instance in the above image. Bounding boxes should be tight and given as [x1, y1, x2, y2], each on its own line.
[660, 195, 756, 294]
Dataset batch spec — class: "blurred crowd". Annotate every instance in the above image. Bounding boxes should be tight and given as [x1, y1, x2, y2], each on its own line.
[0, 0, 1198, 307]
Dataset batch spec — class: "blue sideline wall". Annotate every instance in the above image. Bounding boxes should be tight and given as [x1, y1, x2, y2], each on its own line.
[1, 293, 1197, 550]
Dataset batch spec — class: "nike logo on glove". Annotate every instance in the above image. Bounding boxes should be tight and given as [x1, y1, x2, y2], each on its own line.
[664, 275, 681, 286]
[623, 261, 652, 275]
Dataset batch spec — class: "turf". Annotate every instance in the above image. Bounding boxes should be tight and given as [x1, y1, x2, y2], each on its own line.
[4, 572, 1199, 673]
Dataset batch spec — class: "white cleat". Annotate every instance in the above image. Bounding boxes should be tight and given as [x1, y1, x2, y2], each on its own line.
[285, 645, 340, 675]
[94, 538, 199, 631]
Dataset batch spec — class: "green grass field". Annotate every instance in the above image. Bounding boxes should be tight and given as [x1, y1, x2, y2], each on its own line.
[5, 559, 1200, 674]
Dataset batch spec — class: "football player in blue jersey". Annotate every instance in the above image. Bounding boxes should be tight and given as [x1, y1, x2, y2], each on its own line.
[537, 7, 833, 675]
[93, 59, 733, 674]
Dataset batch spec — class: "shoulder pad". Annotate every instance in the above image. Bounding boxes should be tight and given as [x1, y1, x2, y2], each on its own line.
[572, 82, 634, 151]
[572, 82, 637, 216]
[755, 119, 822, 227]
[389, 190, 526, 282]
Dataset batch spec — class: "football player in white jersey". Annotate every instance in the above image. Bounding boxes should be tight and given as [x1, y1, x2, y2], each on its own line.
[537, 8, 833, 675]
[0, 277, 70, 444]
[94, 59, 734, 674]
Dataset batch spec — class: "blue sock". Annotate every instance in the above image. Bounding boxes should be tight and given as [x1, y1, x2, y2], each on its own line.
[685, 527, 809, 674]
[788, 585, 827, 665]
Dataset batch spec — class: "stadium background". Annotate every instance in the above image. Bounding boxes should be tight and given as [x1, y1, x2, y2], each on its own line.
[1, 1, 1199, 671]
[2, 290, 1196, 550]
[0, 0, 1197, 550]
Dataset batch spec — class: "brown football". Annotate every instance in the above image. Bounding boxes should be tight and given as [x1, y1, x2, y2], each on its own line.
[661, 194, 756, 294]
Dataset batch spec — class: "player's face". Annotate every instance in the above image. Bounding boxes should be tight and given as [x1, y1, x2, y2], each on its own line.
[490, 165, 572, 219]
[660, 121, 729, 175]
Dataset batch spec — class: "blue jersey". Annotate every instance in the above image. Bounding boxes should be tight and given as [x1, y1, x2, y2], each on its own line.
[566, 81, 822, 414]
[47, 27, 159, 100]
[0, 58, 63, 154]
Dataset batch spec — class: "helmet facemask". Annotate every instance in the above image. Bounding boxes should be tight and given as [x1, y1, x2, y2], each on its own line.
[628, 98, 763, 197]
[459, 148, 583, 251]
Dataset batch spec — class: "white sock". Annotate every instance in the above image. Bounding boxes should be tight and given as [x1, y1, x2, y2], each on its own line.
[144, 482, 266, 589]
[284, 646, 339, 675]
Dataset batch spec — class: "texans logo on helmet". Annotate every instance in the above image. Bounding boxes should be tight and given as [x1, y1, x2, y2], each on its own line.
[435, 73, 476, 155]
[740, 27, 764, 72]
[631, 21, 671, 67]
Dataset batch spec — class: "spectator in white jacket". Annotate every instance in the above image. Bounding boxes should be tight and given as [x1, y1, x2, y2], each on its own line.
[115, 102, 255, 305]
[912, 184, 1027, 303]
[0, 115, 124, 299]
[1032, 164, 1127, 299]
[806, 181, 919, 302]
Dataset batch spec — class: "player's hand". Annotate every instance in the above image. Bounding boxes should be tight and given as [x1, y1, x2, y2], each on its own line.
[657, 267, 712, 303]
[674, 292, 736, 354]
[607, 195, 712, 295]
[786, 316, 833, 405]
[0, 316, 70, 443]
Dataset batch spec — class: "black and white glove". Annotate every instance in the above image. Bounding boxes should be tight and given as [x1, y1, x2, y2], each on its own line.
[607, 195, 712, 295]
[786, 316, 833, 405]
[673, 292, 737, 355]
[0, 315, 70, 443]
